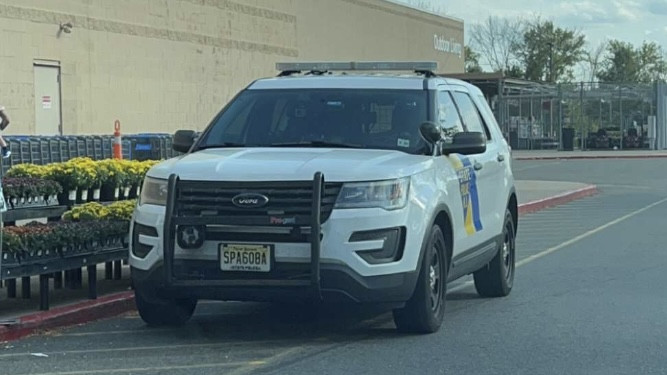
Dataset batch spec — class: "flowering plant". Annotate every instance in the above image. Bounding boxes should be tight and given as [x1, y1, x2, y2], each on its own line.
[62, 200, 136, 222]
[97, 159, 128, 187]
[2, 177, 62, 199]
[5, 163, 50, 179]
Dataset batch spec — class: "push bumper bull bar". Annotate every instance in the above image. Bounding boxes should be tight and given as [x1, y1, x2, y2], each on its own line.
[162, 172, 325, 299]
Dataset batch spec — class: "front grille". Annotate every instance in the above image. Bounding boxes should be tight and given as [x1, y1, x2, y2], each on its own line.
[175, 180, 342, 224]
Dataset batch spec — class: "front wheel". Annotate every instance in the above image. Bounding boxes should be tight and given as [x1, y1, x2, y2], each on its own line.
[135, 290, 197, 327]
[473, 209, 516, 297]
[392, 224, 448, 334]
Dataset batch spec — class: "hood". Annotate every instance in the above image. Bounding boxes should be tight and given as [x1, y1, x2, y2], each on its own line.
[148, 148, 432, 182]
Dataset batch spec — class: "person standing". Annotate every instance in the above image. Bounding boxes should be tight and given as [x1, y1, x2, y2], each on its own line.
[0, 105, 11, 158]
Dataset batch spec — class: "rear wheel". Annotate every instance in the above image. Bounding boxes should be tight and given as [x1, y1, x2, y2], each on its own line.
[473, 209, 516, 297]
[393, 224, 447, 334]
[135, 290, 197, 327]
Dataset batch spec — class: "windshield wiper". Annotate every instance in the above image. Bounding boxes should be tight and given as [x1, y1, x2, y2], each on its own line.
[196, 142, 246, 150]
[269, 140, 363, 149]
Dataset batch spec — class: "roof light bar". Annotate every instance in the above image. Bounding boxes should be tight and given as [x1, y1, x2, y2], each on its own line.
[275, 61, 438, 73]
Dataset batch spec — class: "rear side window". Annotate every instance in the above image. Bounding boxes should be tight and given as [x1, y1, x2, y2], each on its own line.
[452, 91, 491, 140]
[476, 94, 500, 136]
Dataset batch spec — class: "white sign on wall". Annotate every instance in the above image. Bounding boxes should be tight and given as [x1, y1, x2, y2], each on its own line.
[433, 34, 462, 57]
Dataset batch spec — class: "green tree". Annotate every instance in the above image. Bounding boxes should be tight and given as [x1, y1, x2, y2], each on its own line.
[518, 19, 586, 83]
[597, 40, 641, 82]
[637, 42, 667, 82]
[597, 40, 667, 83]
[464, 46, 483, 73]
[504, 65, 525, 79]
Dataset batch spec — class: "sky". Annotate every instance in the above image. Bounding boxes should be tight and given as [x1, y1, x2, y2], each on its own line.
[392, 0, 667, 72]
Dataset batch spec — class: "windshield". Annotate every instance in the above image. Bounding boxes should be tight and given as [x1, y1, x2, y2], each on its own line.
[196, 88, 430, 154]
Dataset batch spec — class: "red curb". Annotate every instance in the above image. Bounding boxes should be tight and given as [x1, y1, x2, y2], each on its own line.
[0, 291, 135, 343]
[514, 155, 667, 161]
[0, 184, 599, 343]
[518, 185, 598, 215]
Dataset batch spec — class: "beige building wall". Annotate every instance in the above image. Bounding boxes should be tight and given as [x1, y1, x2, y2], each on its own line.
[0, 0, 463, 136]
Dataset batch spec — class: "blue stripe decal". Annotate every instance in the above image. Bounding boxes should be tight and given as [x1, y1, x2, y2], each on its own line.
[458, 156, 483, 233]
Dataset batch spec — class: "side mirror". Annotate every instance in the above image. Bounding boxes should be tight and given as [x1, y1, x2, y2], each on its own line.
[419, 122, 442, 144]
[173, 130, 196, 153]
[442, 132, 486, 155]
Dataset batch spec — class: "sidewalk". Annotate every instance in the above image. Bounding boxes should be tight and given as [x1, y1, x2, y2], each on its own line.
[513, 149, 667, 160]
[0, 179, 598, 341]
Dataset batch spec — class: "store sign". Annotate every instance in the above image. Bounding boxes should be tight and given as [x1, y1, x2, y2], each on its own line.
[433, 34, 462, 58]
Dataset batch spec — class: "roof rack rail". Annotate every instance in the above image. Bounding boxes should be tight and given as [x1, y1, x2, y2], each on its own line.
[275, 61, 438, 77]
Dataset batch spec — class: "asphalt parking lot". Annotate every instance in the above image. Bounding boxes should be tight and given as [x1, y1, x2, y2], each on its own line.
[3, 158, 667, 375]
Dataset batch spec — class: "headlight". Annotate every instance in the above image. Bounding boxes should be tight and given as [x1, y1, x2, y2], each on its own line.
[139, 177, 168, 206]
[335, 178, 410, 210]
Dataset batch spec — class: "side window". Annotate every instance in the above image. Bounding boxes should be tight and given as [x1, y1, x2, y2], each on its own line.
[437, 90, 464, 138]
[452, 91, 491, 140]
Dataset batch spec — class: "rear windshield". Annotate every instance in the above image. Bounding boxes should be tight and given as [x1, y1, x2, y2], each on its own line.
[196, 88, 430, 154]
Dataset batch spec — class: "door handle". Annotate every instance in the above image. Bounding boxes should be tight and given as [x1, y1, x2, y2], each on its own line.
[497, 154, 505, 162]
[473, 161, 483, 171]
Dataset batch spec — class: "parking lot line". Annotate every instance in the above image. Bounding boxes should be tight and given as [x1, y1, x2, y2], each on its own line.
[15, 361, 253, 375]
[224, 346, 306, 375]
[57, 328, 173, 337]
[0, 340, 288, 359]
[448, 196, 667, 294]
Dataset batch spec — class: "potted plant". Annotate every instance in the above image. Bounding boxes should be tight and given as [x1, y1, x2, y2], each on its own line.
[6, 163, 50, 179]
[91, 161, 108, 201]
[2, 178, 24, 208]
[42, 179, 63, 205]
[116, 160, 137, 199]
[64, 157, 99, 203]
[45, 162, 83, 205]
[21, 222, 61, 262]
[61, 199, 134, 251]
[2, 177, 63, 209]
[0, 229, 23, 266]
[2, 223, 61, 263]
[98, 159, 127, 201]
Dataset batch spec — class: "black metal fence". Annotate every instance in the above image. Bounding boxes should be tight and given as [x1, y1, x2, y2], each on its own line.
[496, 81, 660, 151]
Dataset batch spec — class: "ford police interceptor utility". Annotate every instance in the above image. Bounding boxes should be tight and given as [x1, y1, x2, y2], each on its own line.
[130, 61, 518, 333]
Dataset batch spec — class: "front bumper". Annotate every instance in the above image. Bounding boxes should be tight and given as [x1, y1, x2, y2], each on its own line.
[131, 260, 418, 304]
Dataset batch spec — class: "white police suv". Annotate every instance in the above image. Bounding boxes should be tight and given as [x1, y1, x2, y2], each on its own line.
[130, 61, 518, 333]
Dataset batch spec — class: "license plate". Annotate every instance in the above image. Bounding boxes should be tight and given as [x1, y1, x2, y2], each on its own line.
[220, 244, 271, 272]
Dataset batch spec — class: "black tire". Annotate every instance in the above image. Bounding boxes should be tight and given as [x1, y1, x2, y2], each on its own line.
[393, 224, 448, 334]
[473, 209, 516, 297]
[135, 290, 197, 327]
